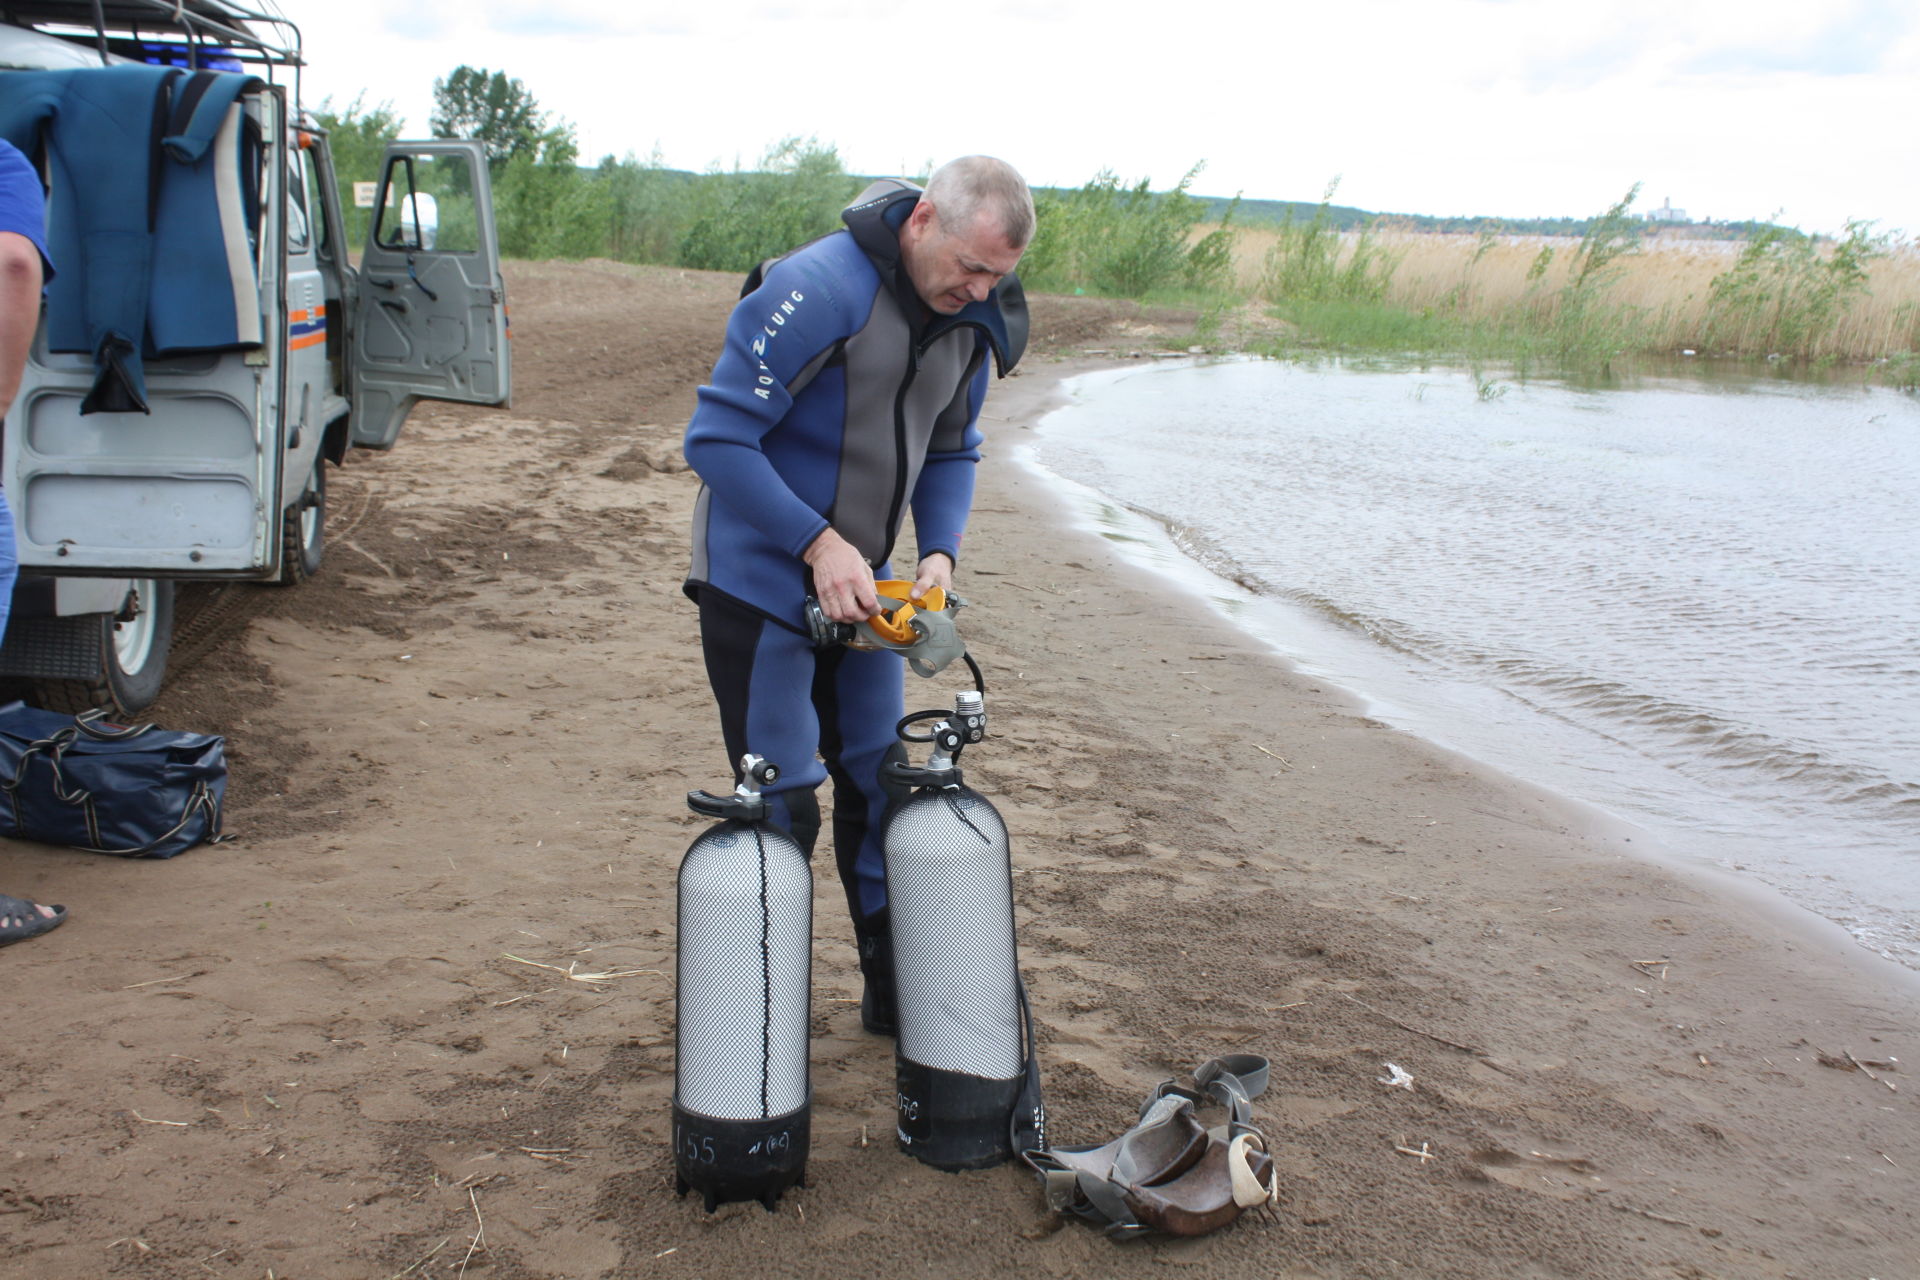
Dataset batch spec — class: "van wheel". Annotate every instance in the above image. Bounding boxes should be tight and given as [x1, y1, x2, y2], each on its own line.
[277, 454, 326, 585]
[28, 579, 176, 715]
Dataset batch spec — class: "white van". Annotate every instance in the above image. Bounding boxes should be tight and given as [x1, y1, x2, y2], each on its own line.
[0, 0, 510, 711]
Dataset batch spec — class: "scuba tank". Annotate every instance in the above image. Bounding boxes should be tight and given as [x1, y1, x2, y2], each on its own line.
[673, 755, 811, 1211]
[884, 691, 1046, 1170]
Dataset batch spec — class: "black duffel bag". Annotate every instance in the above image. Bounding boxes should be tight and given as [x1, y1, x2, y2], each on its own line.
[0, 702, 229, 858]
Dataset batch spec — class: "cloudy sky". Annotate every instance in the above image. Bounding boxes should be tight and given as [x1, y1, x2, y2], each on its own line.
[283, 0, 1915, 235]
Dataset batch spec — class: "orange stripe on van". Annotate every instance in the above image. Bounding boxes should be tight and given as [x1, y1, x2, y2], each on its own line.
[289, 303, 328, 350]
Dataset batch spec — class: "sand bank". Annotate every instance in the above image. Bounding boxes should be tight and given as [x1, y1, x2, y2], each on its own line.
[2, 261, 1915, 1279]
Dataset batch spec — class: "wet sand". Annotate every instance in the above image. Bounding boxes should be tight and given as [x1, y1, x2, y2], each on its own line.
[3, 260, 1917, 1279]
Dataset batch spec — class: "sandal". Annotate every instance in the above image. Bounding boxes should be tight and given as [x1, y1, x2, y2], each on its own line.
[1024, 1054, 1278, 1239]
[0, 892, 67, 945]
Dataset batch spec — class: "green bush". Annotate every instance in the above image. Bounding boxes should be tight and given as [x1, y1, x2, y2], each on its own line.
[677, 138, 861, 274]
[1019, 164, 1233, 298]
[1259, 180, 1397, 304]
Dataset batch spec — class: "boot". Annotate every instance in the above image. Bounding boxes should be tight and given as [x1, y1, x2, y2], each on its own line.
[856, 912, 897, 1037]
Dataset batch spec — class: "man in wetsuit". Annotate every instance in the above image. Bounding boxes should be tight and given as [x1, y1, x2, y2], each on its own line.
[683, 156, 1033, 1033]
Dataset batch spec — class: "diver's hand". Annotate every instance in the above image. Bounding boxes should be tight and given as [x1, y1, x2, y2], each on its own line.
[911, 552, 953, 600]
[804, 528, 879, 622]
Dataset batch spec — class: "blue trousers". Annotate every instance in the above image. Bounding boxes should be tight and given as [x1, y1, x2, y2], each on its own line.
[0, 489, 15, 639]
[696, 589, 903, 926]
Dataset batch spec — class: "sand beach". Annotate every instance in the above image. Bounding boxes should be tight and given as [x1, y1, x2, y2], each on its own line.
[3, 259, 1916, 1280]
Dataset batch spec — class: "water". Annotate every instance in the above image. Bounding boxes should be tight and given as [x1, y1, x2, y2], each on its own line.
[1025, 357, 1920, 969]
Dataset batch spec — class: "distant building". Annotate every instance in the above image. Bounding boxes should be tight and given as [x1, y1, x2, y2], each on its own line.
[1646, 197, 1688, 223]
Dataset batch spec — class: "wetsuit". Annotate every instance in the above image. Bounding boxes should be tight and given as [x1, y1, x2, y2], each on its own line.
[683, 179, 1026, 1024]
[0, 66, 260, 414]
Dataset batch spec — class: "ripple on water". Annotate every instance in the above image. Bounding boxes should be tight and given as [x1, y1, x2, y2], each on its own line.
[1033, 357, 1920, 968]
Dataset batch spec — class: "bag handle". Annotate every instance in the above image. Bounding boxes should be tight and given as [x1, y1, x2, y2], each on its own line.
[74, 709, 157, 741]
[84, 778, 231, 856]
[3, 730, 94, 806]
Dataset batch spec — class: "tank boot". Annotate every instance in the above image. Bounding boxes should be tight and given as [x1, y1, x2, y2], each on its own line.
[856, 912, 897, 1037]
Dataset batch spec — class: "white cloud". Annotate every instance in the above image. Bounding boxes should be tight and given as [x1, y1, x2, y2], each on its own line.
[286, 0, 1918, 234]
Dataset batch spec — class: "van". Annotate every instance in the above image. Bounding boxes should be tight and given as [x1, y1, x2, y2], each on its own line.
[0, 0, 510, 711]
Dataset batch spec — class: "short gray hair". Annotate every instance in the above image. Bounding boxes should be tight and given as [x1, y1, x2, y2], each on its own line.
[923, 156, 1035, 250]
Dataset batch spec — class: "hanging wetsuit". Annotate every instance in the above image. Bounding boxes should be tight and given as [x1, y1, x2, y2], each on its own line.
[148, 69, 262, 356]
[0, 66, 261, 414]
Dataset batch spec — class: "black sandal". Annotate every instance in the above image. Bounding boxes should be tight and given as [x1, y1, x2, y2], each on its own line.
[0, 892, 68, 945]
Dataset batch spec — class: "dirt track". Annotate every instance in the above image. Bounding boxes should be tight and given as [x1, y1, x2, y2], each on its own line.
[4, 259, 1919, 1280]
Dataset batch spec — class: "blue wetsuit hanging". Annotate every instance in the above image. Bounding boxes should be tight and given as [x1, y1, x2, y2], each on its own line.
[0, 66, 261, 415]
[150, 70, 263, 357]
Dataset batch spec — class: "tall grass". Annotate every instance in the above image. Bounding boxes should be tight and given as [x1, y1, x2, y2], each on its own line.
[1702, 221, 1886, 358]
[1222, 191, 1919, 371]
[315, 115, 1918, 375]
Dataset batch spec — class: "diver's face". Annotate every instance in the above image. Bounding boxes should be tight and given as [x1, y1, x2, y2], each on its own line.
[901, 201, 1023, 315]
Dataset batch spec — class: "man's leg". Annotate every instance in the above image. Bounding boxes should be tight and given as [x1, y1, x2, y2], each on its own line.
[0, 491, 58, 944]
[695, 590, 826, 846]
[815, 643, 906, 1033]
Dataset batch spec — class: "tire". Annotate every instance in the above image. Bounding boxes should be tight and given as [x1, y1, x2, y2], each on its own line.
[277, 453, 326, 585]
[27, 579, 175, 715]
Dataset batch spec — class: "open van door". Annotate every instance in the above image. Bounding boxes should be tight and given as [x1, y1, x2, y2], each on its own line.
[350, 140, 510, 450]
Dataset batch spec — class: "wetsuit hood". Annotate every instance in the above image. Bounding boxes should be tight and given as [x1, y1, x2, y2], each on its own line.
[841, 179, 1028, 377]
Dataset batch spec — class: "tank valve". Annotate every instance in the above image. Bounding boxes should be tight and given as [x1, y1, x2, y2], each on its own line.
[687, 753, 777, 821]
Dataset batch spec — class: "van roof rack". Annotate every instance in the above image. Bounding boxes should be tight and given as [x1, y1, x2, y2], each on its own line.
[0, 0, 302, 83]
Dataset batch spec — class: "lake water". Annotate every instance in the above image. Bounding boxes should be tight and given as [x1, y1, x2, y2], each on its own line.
[1025, 357, 1920, 970]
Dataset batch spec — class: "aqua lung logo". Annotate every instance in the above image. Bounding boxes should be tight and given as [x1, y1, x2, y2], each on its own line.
[747, 290, 806, 400]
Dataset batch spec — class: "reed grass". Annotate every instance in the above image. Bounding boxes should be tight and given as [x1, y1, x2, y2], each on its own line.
[1220, 215, 1920, 372]
[322, 113, 1916, 381]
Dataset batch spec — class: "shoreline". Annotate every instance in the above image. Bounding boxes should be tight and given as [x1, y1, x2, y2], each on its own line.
[978, 348, 1920, 1263]
[3, 263, 1916, 1279]
[1009, 353, 1920, 987]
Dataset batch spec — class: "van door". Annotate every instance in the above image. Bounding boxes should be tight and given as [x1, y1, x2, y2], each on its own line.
[349, 140, 510, 450]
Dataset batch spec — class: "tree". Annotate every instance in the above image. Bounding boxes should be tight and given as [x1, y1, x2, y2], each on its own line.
[596, 149, 696, 264]
[430, 67, 546, 169]
[312, 94, 403, 245]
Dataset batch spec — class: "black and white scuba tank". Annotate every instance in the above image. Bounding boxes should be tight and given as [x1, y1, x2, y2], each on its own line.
[884, 692, 1045, 1170]
[673, 754, 811, 1211]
